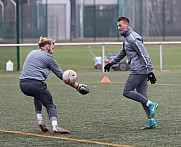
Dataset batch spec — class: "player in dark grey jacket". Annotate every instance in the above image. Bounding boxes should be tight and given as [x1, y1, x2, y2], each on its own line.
[104, 16, 158, 130]
[20, 37, 89, 133]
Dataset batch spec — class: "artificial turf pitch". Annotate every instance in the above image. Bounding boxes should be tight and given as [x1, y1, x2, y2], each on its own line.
[0, 71, 181, 147]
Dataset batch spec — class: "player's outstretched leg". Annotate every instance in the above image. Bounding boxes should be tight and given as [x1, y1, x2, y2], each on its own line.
[51, 117, 70, 134]
[53, 125, 70, 134]
[140, 118, 157, 130]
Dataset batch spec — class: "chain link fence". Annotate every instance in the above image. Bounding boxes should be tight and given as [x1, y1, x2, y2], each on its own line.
[0, 0, 181, 42]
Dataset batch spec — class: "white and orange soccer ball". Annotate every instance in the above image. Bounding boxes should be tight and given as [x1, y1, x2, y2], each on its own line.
[62, 69, 78, 85]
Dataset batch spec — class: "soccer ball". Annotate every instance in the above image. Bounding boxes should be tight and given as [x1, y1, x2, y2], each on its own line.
[62, 69, 78, 84]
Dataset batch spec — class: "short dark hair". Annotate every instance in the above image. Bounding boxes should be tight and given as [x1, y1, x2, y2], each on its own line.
[117, 16, 129, 23]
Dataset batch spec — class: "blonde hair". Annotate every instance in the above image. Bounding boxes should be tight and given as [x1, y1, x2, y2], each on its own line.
[38, 36, 55, 48]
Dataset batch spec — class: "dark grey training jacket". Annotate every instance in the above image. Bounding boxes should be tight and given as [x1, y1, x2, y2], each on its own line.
[112, 27, 153, 74]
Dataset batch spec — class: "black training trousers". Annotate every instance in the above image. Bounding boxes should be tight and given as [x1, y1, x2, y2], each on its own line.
[20, 79, 57, 119]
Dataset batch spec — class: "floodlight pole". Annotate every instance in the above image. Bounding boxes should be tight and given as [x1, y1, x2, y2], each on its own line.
[0, 0, 4, 38]
[10, 0, 20, 70]
[93, 0, 96, 41]
[45, 0, 48, 37]
[162, 0, 165, 41]
[16, 0, 20, 70]
[140, 0, 143, 35]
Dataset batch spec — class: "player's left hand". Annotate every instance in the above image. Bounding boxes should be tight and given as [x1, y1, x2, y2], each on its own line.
[148, 72, 157, 84]
[76, 84, 90, 95]
[70, 82, 89, 95]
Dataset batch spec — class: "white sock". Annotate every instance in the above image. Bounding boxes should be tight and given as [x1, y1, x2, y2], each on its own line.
[37, 113, 43, 121]
[50, 117, 59, 129]
[52, 120, 58, 129]
[146, 100, 152, 107]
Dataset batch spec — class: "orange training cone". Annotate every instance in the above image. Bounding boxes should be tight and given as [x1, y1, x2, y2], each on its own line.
[101, 76, 111, 83]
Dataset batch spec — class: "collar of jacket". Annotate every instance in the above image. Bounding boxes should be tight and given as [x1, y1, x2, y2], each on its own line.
[120, 27, 133, 37]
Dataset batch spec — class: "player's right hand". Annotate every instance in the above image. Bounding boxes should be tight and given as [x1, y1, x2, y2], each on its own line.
[104, 63, 112, 72]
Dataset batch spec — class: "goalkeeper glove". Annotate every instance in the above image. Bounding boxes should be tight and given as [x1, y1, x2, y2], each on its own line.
[76, 84, 89, 95]
[70, 82, 90, 95]
[148, 72, 157, 84]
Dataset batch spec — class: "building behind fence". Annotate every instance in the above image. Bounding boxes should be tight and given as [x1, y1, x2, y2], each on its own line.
[0, 0, 181, 42]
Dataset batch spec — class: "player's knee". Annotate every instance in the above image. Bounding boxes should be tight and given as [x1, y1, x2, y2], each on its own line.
[46, 104, 56, 111]
[123, 89, 131, 98]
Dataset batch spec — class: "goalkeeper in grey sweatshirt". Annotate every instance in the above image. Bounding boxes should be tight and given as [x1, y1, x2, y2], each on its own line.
[20, 37, 89, 134]
[104, 16, 158, 130]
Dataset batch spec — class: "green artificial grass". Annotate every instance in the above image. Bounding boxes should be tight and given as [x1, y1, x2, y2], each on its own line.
[0, 71, 181, 147]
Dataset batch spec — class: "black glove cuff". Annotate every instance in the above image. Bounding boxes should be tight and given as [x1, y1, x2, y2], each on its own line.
[111, 61, 116, 65]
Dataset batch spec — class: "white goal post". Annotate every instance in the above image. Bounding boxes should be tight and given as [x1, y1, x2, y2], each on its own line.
[1, 41, 181, 72]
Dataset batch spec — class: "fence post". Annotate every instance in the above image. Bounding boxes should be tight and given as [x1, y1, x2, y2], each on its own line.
[102, 43, 105, 73]
[159, 43, 163, 72]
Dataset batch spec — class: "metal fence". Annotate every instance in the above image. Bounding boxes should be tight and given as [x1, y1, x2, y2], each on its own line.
[0, 0, 181, 42]
[0, 41, 181, 71]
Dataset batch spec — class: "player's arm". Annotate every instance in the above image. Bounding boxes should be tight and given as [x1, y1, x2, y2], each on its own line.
[62, 70, 90, 95]
[47, 55, 90, 94]
[112, 47, 127, 64]
[47, 55, 63, 79]
[104, 47, 126, 72]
